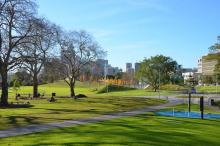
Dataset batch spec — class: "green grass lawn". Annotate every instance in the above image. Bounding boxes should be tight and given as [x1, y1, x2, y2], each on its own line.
[196, 85, 220, 93]
[8, 80, 102, 98]
[5, 81, 220, 100]
[0, 96, 165, 130]
[0, 81, 169, 130]
[1, 82, 220, 145]
[1, 113, 220, 146]
[7, 80, 170, 98]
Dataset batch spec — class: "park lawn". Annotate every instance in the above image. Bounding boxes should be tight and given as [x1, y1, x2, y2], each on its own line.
[0, 96, 166, 130]
[8, 80, 102, 98]
[196, 85, 220, 93]
[7, 80, 171, 99]
[1, 113, 220, 146]
[97, 89, 170, 97]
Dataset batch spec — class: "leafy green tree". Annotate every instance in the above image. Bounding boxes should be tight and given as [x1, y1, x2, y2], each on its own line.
[209, 36, 220, 53]
[207, 36, 220, 74]
[12, 76, 21, 96]
[138, 55, 178, 92]
[201, 75, 214, 85]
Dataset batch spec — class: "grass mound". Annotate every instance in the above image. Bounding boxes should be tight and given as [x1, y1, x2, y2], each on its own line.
[160, 84, 189, 91]
[97, 85, 136, 94]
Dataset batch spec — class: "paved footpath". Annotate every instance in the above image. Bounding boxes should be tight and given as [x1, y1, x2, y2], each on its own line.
[0, 98, 182, 138]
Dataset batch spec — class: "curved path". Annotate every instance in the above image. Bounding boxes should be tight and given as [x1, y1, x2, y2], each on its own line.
[0, 97, 183, 138]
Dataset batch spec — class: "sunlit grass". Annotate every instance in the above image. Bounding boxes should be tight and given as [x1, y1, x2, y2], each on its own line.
[1, 113, 220, 146]
[196, 85, 220, 93]
[0, 95, 165, 130]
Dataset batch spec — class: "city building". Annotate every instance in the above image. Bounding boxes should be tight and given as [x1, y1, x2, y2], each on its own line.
[126, 63, 132, 72]
[90, 59, 108, 78]
[182, 68, 198, 84]
[135, 63, 141, 73]
[107, 66, 120, 76]
[198, 55, 218, 76]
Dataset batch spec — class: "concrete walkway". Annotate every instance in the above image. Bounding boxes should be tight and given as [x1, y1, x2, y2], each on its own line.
[0, 98, 181, 138]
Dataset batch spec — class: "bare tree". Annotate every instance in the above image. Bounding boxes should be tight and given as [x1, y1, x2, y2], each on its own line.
[21, 18, 56, 98]
[57, 30, 104, 97]
[40, 57, 64, 83]
[0, 0, 36, 106]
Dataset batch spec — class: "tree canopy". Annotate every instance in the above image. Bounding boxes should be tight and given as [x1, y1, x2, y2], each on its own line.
[138, 55, 178, 91]
[207, 36, 220, 76]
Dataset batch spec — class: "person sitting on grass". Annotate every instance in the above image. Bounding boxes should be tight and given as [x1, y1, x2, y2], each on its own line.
[49, 96, 56, 102]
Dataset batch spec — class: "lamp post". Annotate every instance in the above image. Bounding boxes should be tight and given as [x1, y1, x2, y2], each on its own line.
[216, 74, 218, 96]
[158, 68, 161, 99]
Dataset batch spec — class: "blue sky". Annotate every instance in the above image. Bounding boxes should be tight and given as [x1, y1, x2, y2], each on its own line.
[37, 0, 220, 70]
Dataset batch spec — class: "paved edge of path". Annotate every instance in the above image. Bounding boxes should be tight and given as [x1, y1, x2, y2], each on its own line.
[0, 99, 181, 138]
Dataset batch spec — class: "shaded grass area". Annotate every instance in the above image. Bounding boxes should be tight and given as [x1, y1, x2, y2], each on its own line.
[1, 113, 220, 146]
[0, 96, 165, 130]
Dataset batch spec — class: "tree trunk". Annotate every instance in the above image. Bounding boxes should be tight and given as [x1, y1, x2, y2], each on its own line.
[33, 74, 38, 98]
[70, 80, 76, 98]
[1, 69, 9, 106]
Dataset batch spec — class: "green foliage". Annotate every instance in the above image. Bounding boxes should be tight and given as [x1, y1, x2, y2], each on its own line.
[185, 75, 198, 87]
[97, 84, 135, 94]
[207, 36, 220, 75]
[214, 60, 220, 76]
[137, 55, 178, 91]
[201, 75, 219, 85]
[208, 36, 220, 53]
[14, 70, 32, 86]
[11, 75, 22, 94]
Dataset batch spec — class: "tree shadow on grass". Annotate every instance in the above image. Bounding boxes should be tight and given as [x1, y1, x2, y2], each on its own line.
[0, 104, 34, 109]
[23, 117, 220, 146]
[7, 116, 40, 126]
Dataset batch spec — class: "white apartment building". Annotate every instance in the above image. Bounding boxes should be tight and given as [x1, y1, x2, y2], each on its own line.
[198, 55, 218, 76]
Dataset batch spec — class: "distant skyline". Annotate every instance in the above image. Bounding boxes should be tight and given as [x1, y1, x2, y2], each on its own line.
[37, 0, 220, 70]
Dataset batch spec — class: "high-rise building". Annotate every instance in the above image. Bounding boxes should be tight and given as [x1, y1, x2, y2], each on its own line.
[92, 59, 108, 77]
[198, 58, 203, 74]
[126, 63, 132, 72]
[135, 63, 141, 73]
